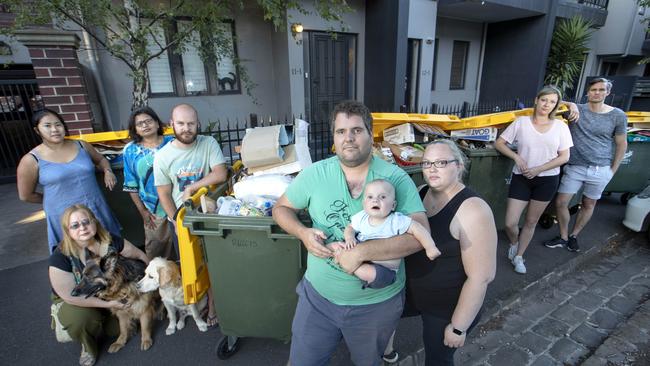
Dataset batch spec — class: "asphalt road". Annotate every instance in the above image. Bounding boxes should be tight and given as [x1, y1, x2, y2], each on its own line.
[0, 182, 634, 365]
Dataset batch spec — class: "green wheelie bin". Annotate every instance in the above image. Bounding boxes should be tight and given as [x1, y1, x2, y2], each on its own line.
[96, 163, 146, 248]
[182, 185, 310, 359]
[404, 146, 582, 230]
[604, 140, 650, 204]
[404, 146, 514, 230]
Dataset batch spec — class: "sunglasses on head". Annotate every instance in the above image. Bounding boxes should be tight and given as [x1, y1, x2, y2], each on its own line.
[69, 218, 93, 230]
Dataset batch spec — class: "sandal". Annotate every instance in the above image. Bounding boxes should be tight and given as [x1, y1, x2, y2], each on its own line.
[207, 314, 219, 328]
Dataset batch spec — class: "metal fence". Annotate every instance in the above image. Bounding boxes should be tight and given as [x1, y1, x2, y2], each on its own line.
[576, 0, 609, 10]
[199, 98, 538, 165]
[205, 94, 622, 164]
[372, 98, 537, 118]
[0, 79, 44, 181]
[201, 113, 334, 165]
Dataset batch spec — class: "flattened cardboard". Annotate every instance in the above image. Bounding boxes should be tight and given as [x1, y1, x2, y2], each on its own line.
[240, 125, 289, 168]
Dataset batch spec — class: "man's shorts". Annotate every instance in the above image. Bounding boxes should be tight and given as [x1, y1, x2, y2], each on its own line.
[557, 164, 614, 200]
[508, 173, 560, 202]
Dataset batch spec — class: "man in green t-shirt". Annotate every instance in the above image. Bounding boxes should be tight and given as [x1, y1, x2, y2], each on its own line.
[273, 101, 428, 365]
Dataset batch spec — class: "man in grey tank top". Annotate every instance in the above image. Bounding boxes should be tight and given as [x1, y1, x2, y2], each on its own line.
[544, 78, 628, 252]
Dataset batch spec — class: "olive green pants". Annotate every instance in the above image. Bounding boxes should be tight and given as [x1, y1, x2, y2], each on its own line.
[53, 298, 119, 357]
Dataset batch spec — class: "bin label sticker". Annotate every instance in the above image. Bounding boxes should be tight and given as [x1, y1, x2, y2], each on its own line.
[621, 151, 633, 165]
[232, 238, 259, 249]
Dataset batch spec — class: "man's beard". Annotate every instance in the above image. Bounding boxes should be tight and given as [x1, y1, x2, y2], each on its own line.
[174, 128, 198, 144]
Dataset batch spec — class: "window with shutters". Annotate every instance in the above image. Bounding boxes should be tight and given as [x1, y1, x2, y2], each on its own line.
[146, 19, 240, 97]
[449, 40, 469, 90]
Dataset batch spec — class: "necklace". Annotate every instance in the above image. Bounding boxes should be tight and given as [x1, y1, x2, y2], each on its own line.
[141, 136, 163, 149]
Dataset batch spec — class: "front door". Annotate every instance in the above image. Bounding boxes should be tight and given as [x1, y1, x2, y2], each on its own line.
[404, 38, 421, 112]
[305, 32, 356, 125]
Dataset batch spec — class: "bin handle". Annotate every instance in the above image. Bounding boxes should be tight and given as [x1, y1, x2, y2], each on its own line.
[219, 223, 295, 240]
[188, 222, 295, 240]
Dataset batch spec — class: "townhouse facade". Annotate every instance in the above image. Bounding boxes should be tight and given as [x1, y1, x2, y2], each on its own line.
[1, 0, 648, 134]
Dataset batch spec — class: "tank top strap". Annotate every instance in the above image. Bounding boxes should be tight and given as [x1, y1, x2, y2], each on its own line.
[441, 187, 478, 218]
[418, 184, 428, 200]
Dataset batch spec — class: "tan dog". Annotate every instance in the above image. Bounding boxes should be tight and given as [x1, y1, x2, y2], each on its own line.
[138, 257, 208, 334]
[71, 252, 155, 352]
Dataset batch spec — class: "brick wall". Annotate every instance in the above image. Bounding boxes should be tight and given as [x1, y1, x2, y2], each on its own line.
[27, 46, 95, 135]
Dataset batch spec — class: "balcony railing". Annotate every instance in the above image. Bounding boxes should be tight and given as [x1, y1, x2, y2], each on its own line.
[576, 0, 609, 10]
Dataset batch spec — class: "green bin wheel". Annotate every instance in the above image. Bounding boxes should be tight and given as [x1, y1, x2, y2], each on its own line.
[569, 204, 581, 216]
[620, 193, 632, 205]
[538, 214, 554, 229]
[217, 336, 240, 360]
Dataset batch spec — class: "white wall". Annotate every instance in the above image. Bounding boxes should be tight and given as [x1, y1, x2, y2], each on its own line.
[429, 17, 483, 106]
[408, 0, 437, 112]
[594, 0, 646, 57]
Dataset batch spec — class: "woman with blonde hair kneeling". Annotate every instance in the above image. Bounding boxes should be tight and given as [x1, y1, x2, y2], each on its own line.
[48, 204, 148, 366]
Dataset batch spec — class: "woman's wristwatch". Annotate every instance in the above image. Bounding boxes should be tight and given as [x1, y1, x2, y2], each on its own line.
[450, 324, 465, 336]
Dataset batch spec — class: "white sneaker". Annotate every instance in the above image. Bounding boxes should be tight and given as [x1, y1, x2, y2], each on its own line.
[512, 256, 526, 274]
[507, 243, 518, 261]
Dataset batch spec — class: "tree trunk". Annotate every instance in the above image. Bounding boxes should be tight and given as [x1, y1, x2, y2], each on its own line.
[124, 0, 148, 109]
[132, 67, 149, 109]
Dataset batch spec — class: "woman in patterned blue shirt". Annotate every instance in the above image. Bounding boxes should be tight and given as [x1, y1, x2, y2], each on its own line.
[122, 107, 175, 260]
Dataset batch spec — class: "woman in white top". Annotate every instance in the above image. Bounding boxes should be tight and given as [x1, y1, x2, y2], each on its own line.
[495, 86, 573, 274]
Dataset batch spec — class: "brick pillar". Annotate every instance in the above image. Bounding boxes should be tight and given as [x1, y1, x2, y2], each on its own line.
[15, 29, 95, 135]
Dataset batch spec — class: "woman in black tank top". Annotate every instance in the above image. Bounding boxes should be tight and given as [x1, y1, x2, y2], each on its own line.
[404, 140, 497, 366]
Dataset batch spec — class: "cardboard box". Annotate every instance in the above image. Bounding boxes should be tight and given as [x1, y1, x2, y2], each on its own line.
[382, 122, 449, 144]
[450, 127, 498, 142]
[248, 119, 312, 175]
[384, 142, 423, 164]
[631, 122, 650, 130]
[240, 125, 289, 168]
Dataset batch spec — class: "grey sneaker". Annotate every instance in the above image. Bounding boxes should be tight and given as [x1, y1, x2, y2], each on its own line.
[512, 256, 526, 274]
[544, 236, 567, 249]
[567, 236, 580, 252]
[382, 351, 399, 363]
[507, 243, 518, 261]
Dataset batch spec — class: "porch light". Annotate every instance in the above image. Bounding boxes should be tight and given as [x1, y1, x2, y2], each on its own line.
[291, 23, 304, 35]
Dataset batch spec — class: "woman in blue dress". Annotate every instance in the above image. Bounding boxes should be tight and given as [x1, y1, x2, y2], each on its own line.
[17, 108, 121, 253]
[122, 106, 174, 260]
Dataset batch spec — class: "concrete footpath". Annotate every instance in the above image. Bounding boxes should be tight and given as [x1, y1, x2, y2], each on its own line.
[0, 181, 646, 366]
[452, 231, 650, 366]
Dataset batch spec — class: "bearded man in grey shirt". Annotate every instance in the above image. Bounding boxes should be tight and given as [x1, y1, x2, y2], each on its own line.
[544, 78, 628, 252]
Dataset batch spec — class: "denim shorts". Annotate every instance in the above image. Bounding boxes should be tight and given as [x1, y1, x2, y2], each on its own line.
[558, 164, 614, 200]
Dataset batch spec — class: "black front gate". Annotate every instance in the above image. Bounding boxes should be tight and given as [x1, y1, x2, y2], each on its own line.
[0, 79, 43, 182]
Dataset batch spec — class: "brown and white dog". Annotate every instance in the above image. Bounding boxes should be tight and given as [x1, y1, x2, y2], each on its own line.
[137, 257, 208, 334]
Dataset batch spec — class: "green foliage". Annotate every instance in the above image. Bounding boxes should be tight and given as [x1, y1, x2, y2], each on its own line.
[2, 0, 350, 108]
[544, 16, 593, 95]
